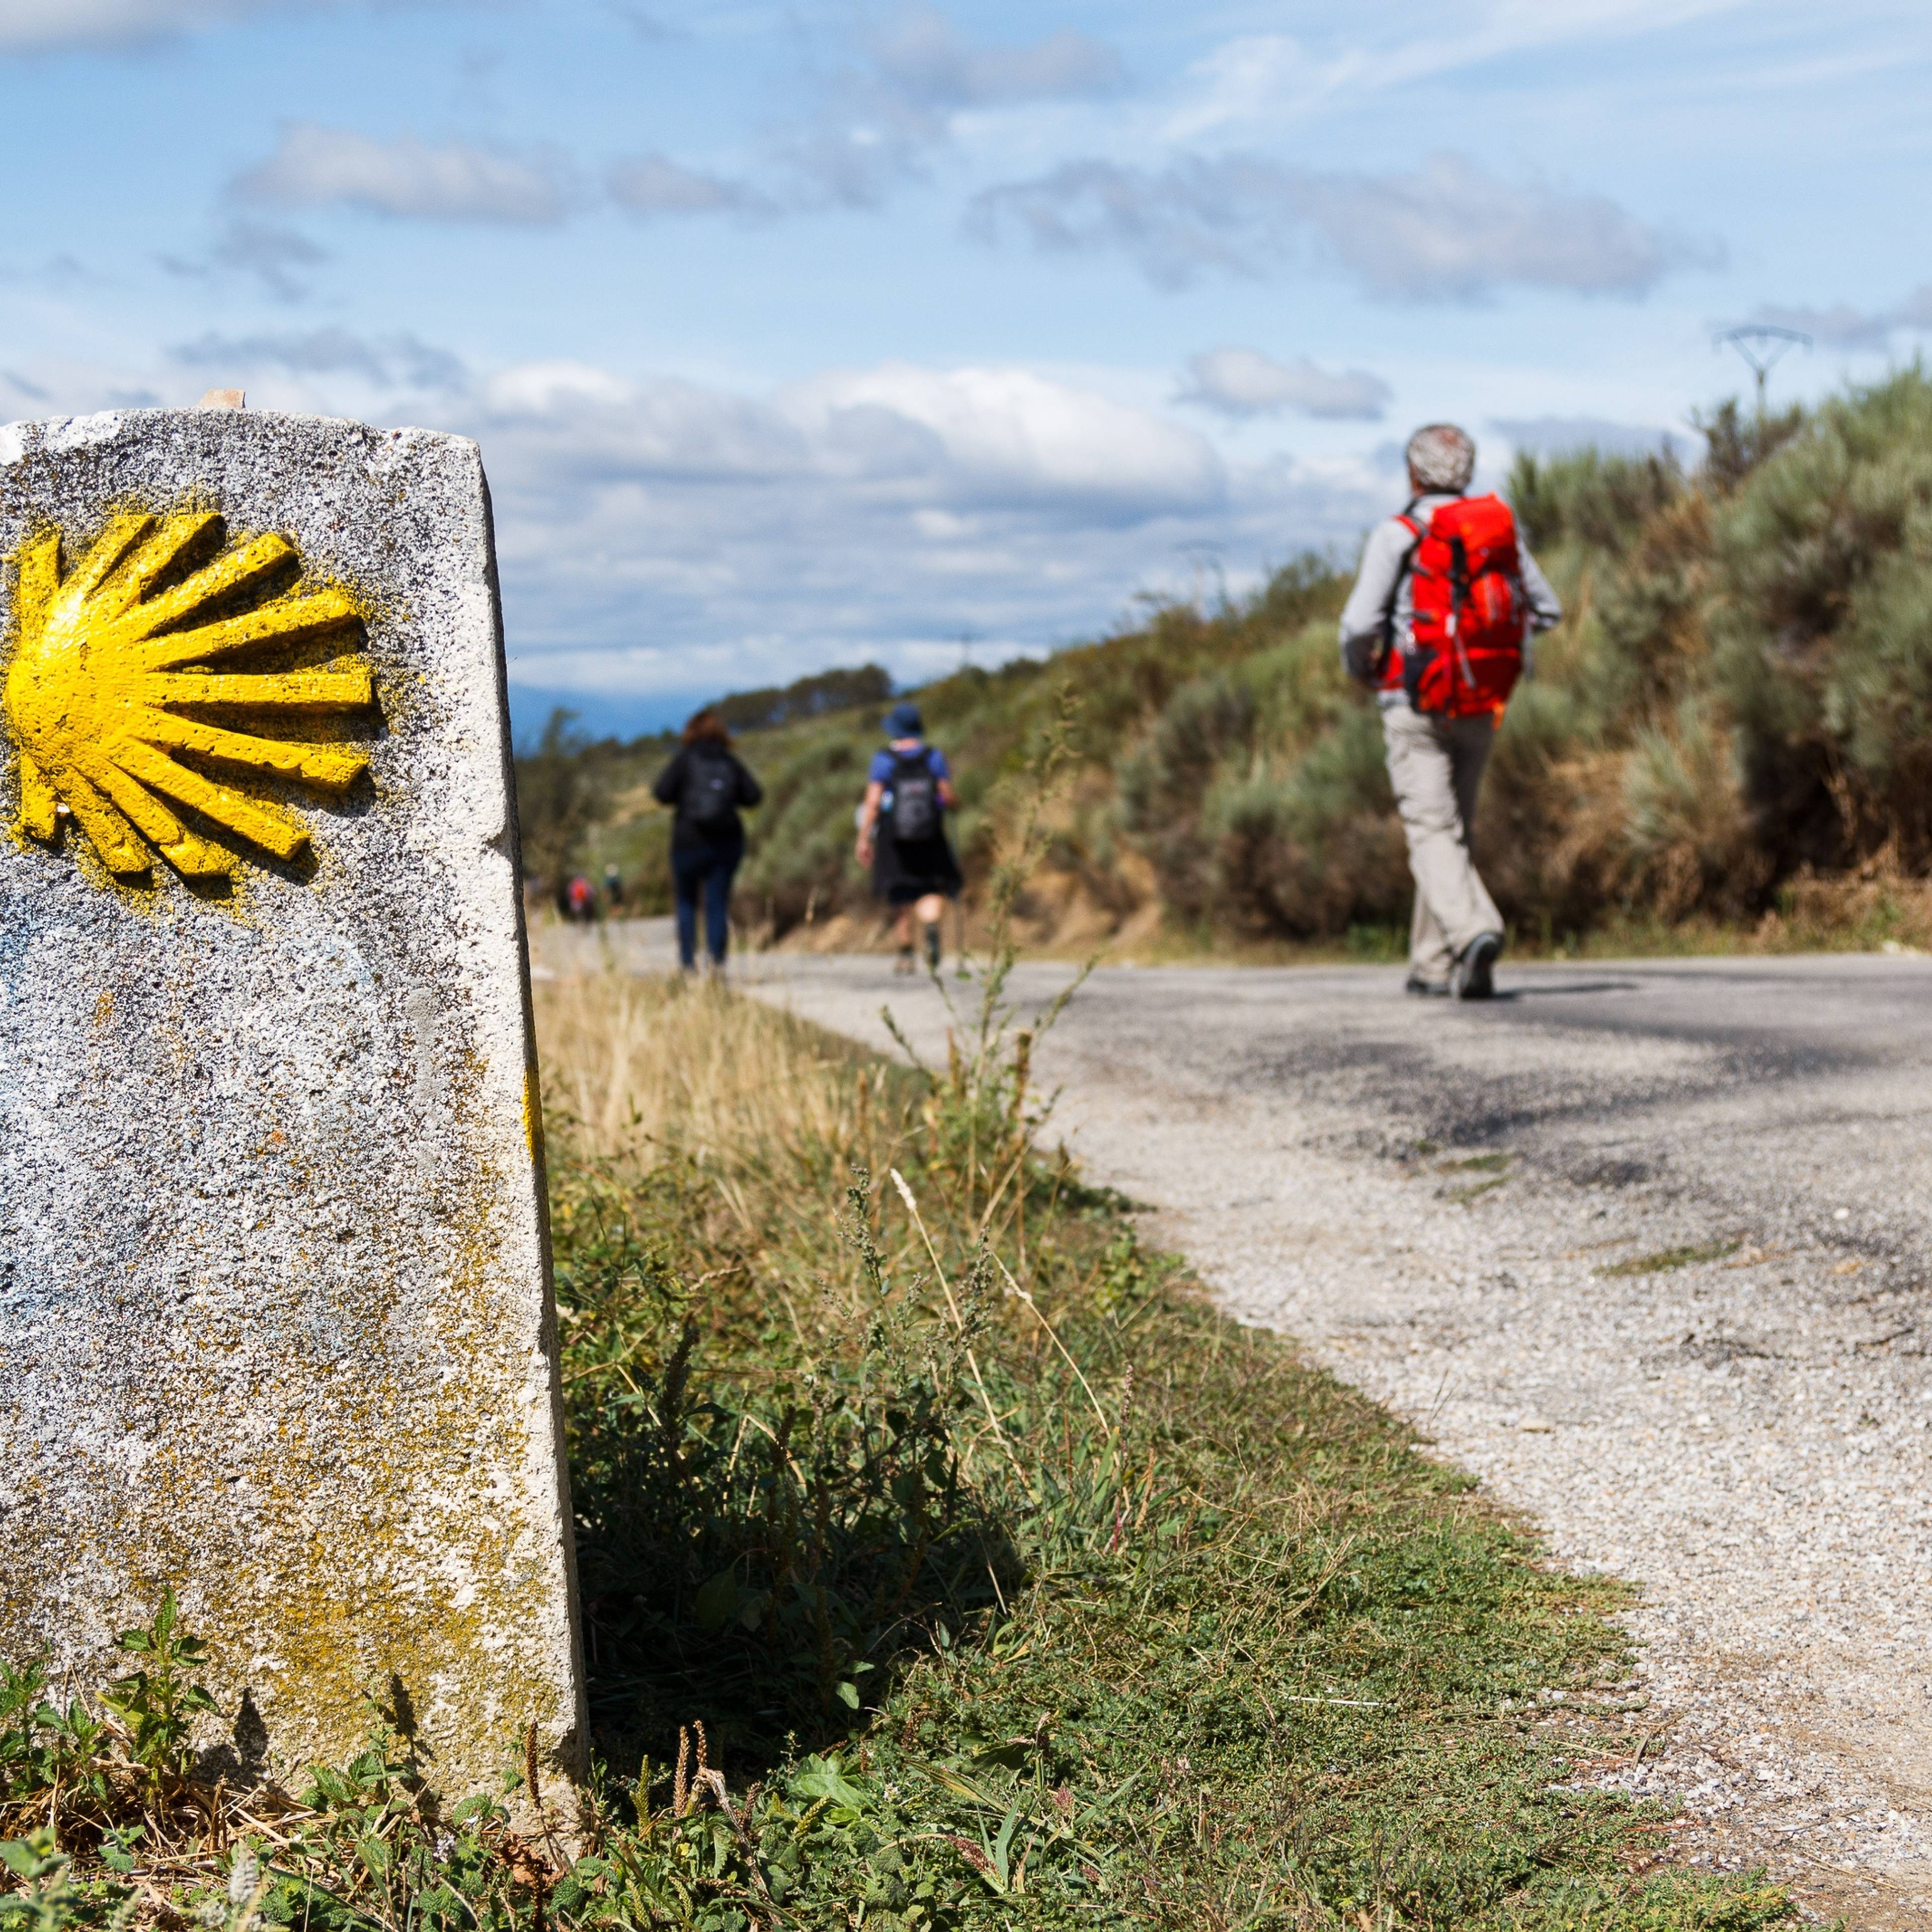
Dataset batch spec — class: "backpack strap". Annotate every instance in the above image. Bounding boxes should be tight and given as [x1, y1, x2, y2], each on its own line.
[1394, 501, 1428, 568]
[1374, 511, 1427, 682]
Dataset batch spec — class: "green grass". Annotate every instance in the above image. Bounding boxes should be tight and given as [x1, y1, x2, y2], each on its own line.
[1599, 1240, 1742, 1278]
[1442, 1177, 1511, 1205]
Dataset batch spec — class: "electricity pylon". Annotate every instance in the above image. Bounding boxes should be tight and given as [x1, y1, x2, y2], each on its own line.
[1715, 325, 1811, 417]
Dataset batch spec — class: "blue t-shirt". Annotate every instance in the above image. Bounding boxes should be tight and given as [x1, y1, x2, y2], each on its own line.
[869, 743, 951, 794]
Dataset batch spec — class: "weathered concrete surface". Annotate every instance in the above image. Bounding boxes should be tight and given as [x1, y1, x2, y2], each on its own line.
[0, 409, 584, 1807]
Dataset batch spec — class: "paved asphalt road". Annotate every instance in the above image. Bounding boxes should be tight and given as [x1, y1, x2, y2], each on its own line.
[539, 927, 1932, 1925]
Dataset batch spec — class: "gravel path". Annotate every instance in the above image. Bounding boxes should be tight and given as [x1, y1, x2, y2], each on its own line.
[539, 928, 1932, 1925]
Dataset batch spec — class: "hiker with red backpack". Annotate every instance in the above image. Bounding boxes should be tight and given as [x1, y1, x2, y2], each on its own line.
[855, 702, 962, 974]
[1339, 423, 1561, 1000]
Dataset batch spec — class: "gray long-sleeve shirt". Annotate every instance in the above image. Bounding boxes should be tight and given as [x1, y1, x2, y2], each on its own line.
[1337, 492, 1563, 708]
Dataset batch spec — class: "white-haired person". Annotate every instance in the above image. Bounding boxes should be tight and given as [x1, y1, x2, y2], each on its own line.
[1338, 423, 1563, 1000]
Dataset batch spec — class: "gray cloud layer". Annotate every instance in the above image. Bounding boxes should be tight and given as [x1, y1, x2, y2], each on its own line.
[605, 153, 774, 222]
[771, 5, 1123, 211]
[172, 326, 465, 388]
[1177, 347, 1390, 422]
[969, 151, 1718, 298]
[234, 124, 582, 225]
[159, 217, 330, 301]
[1489, 415, 1679, 458]
[85, 319, 1386, 701]
[219, 9, 1124, 233]
[0, 0, 295, 49]
[1749, 289, 1932, 351]
[396, 356, 1364, 696]
[0, 0, 478, 52]
[867, 4, 1121, 109]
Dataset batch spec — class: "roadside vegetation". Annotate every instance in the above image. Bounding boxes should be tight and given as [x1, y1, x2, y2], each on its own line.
[519, 373, 1932, 958]
[3, 760, 1799, 1928]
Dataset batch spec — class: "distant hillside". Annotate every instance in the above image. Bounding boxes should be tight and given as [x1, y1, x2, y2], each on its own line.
[517, 375, 1932, 956]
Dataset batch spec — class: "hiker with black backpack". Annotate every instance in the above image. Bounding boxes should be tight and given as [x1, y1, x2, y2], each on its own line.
[1339, 423, 1562, 1000]
[855, 701, 962, 975]
[652, 707, 763, 974]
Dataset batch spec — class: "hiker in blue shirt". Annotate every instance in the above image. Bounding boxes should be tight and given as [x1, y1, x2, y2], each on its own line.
[854, 702, 961, 974]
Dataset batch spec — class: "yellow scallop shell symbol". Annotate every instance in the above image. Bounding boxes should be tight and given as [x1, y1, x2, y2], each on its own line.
[3, 512, 373, 881]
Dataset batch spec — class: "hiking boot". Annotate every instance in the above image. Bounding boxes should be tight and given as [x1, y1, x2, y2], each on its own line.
[1451, 931, 1502, 1001]
[1404, 972, 1448, 997]
[923, 921, 942, 971]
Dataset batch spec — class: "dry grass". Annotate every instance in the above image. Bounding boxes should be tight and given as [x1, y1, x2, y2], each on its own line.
[533, 973, 873, 1172]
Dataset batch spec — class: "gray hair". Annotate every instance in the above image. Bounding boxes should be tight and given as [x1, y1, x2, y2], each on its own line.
[1405, 423, 1476, 494]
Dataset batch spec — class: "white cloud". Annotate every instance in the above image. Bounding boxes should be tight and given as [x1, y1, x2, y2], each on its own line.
[777, 6, 1127, 209]
[159, 218, 328, 301]
[1161, 35, 1351, 143]
[471, 357, 1222, 518]
[1177, 348, 1390, 422]
[477, 361, 816, 484]
[1370, 0, 1754, 89]
[1747, 289, 1932, 351]
[969, 150, 1717, 298]
[233, 124, 580, 225]
[0, 341, 1379, 704]
[1163, 3, 1754, 139]
[0, 0, 502, 52]
[868, 5, 1122, 108]
[0, 0, 287, 49]
[784, 362, 1224, 514]
[430, 355, 1360, 699]
[1489, 415, 1681, 457]
[605, 153, 772, 221]
[171, 327, 465, 389]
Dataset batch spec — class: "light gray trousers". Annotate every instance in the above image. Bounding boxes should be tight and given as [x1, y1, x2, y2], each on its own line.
[1381, 704, 1502, 978]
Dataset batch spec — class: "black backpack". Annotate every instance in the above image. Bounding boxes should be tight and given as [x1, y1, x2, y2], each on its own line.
[683, 751, 738, 830]
[887, 748, 939, 841]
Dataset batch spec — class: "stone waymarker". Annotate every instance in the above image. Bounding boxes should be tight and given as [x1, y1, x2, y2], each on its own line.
[0, 408, 585, 1808]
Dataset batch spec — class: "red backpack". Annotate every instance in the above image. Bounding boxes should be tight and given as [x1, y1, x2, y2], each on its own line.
[1387, 495, 1525, 718]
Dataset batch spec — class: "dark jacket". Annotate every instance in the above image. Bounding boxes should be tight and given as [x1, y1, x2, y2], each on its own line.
[653, 743, 763, 848]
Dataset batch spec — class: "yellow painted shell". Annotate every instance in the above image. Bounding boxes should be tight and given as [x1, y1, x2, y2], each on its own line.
[3, 512, 373, 880]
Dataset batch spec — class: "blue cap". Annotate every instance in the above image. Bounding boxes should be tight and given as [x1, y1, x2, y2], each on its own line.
[884, 702, 924, 738]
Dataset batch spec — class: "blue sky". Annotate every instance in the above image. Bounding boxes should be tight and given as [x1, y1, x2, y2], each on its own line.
[3, 0, 1927, 739]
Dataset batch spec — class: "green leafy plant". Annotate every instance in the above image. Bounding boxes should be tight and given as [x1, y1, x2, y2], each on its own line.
[99, 1589, 218, 1793]
[0, 1831, 134, 1932]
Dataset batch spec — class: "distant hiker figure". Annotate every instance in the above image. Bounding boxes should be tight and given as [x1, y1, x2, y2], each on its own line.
[653, 707, 763, 973]
[1339, 424, 1561, 999]
[566, 873, 596, 925]
[602, 863, 625, 913]
[856, 702, 961, 975]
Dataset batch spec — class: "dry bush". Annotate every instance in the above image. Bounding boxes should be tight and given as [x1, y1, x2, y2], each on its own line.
[1754, 863, 1932, 953]
[1481, 746, 1631, 934]
[1621, 700, 1769, 919]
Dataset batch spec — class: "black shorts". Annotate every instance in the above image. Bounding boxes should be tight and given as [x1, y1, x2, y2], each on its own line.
[873, 833, 962, 905]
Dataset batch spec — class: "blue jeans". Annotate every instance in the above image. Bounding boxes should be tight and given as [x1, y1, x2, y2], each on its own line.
[671, 837, 742, 968]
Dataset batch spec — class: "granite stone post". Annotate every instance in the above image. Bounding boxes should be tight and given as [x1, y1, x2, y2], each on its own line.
[0, 408, 586, 1812]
